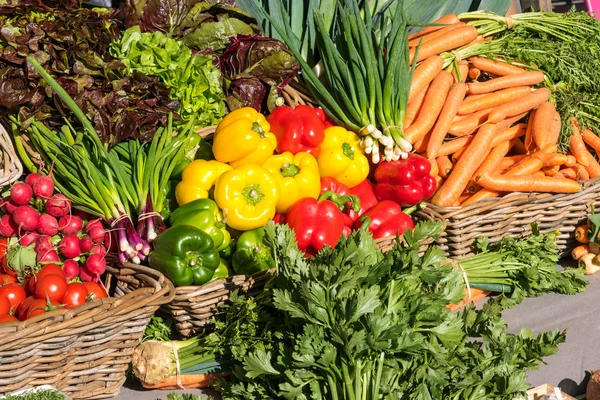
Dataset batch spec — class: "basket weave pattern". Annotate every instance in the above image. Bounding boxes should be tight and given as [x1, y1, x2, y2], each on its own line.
[414, 177, 600, 258]
[0, 123, 23, 188]
[0, 263, 174, 399]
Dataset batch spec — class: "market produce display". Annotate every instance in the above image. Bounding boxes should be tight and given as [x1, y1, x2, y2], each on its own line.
[2, 0, 600, 398]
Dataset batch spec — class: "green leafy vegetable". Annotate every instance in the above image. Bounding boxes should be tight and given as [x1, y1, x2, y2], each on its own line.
[143, 315, 175, 342]
[6, 244, 37, 279]
[1, 388, 66, 400]
[165, 393, 215, 400]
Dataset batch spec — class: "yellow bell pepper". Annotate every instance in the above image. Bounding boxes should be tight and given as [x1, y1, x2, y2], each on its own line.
[175, 160, 232, 206]
[317, 126, 369, 188]
[212, 107, 277, 167]
[262, 152, 321, 213]
[214, 164, 279, 231]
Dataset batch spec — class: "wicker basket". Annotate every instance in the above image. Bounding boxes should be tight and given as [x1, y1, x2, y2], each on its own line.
[0, 123, 23, 188]
[0, 263, 174, 399]
[414, 177, 600, 258]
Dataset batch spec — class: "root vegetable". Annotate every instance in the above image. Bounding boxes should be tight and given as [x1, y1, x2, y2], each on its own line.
[20, 232, 38, 247]
[12, 205, 40, 232]
[85, 220, 103, 233]
[0, 197, 18, 214]
[579, 253, 600, 275]
[587, 370, 600, 400]
[89, 227, 106, 243]
[78, 266, 96, 282]
[45, 194, 71, 218]
[35, 235, 54, 255]
[79, 236, 94, 252]
[85, 254, 106, 279]
[31, 175, 54, 199]
[0, 215, 17, 237]
[90, 245, 107, 256]
[59, 234, 82, 259]
[572, 244, 590, 260]
[575, 225, 590, 244]
[63, 260, 80, 280]
[38, 250, 59, 263]
[58, 215, 83, 235]
[10, 183, 33, 206]
[37, 213, 59, 236]
[25, 174, 41, 186]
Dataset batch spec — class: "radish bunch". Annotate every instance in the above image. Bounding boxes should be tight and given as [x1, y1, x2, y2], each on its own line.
[0, 174, 110, 283]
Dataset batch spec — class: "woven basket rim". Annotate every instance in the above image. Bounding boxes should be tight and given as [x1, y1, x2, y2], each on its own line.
[0, 123, 23, 188]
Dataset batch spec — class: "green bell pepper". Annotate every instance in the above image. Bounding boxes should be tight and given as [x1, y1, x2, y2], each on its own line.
[231, 228, 275, 276]
[209, 259, 230, 283]
[171, 135, 215, 180]
[149, 225, 221, 286]
[169, 199, 231, 253]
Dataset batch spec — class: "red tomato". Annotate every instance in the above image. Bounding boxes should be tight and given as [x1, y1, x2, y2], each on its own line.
[35, 274, 68, 302]
[84, 282, 107, 300]
[0, 314, 18, 323]
[0, 295, 10, 315]
[36, 264, 65, 280]
[61, 283, 88, 309]
[0, 274, 17, 286]
[26, 298, 60, 319]
[0, 284, 26, 310]
[17, 296, 37, 320]
[0, 238, 15, 278]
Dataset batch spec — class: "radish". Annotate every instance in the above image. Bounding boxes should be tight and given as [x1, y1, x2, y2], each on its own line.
[59, 234, 81, 259]
[38, 249, 59, 263]
[105, 232, 116, 251]
[25, 173, 41, 186]
[37, 213, 59, 236]
[12, 205, 40, 232]
[0, 215, 17, 237]
[58, 215, 83, 235]
[89, 227, 105, 243]
[73, 209, 90, 220]
[63, 259, 80, 280]
[90, 245, 107, 256]
[85, 254, 106, 279]
[79, 236, 94, 252]
[20, 232, 39, 246]
[1, 197, 18, 214]
[79, 266, 96, 282]
[85, 219, 103, 233]
[10, 183, 33, 206]
[35, 235, 54, 255]
[45, 194, 71, 218]
[32, 175, 54, 199]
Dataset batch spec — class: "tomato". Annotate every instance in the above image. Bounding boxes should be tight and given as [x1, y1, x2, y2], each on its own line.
[0, 274, 17, 286]
[61, 283, 88, 309]
[0, 295, 10, 315]
[0, 238, 15, 278]
[35, 264, 65, 280]
[26, 298, 60, 319]
[84, 282, 107, 300]
[0, 284, 26, 310]
[17, 296, 37, 320]
[35, 274, 68, 302]
[0, 314, 18, 323]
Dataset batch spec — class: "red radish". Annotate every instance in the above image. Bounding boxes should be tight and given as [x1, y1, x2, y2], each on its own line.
[0, 198, 18, 214]
[37, 213, 59, 236]
[32, 175, 54, 199]
[10, 183, 33, 206]
[85, 220, 103, 233]
[90, 245, 107, 256]
[59, 234, 81, 259]
[45, 194, 71, 218]
[25, 173, 41, 186]
[73, 209, 90, 220]
[58, 215, 83, 235]
[38, 250, 59, 263]
[12, 205, 40, 232]
[89, 227, 105, 243]
[20, 232, 39, 246]
[0, 215, 17, 237]
[35, 235, 54, 255]
[63, 260, 80, 280]
[79, 236, 94, 252]
[85, 254, 106, 279]
[105, 232, 116, 251]
[78, 266, 95, 282]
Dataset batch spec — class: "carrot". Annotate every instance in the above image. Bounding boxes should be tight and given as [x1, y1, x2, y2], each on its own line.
[452, 146, 467, 163]
[409, 14, 460, 40]
[452, 61, 469, 83]
[436, 156, 453, 178]
[457, 86, 532, 115]
[547, 110, 562, 147]
[409, 23, 466, 47]
[431, 123, 497, 206]
[408, 56, 444, 103]
[490, 123, 527, 147]
[458, 192, 471, 204]
[569, 118, 590, 167]
[461, 93, 489, 106]
[409, 26, 479, 64]
[468, 67, 481, 80]
[141, 373, 230, 389]
[574, 163, 590, 180]
[543, 153, 568, 167]
[404, 85, 429, 129]
[572, 244, 590, 260]
[495, 111, 528, 131]
[413, 131, 431, 154]
[585, 155, 600, 178]
[524, 109, 536, 153]
[469, 57, 529, 76]
[530, 102, 556, 149]
[404, 71, 454, 144]
[438, 136, 473, 157]
[468, 139, 514, 192]
[476, 173, 581, 193]
[466, 72, 545, 94]
[448, 108, 492, 136]
[556, 167, 577, 180]
[565, 155, 577, 167]
[497, 155, 527, 171]
[511, 138, 527, 154]
[488, 87, 551, 124]
[532, 171, 546, 178]
[575, 225, 590, 244]
[426, 82, 467, 159]
[582, 128, 600, 155]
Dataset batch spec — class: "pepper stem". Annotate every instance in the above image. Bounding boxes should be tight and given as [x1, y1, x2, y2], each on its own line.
[186, 251, 202, 270]
[342, 142, 355, 160]
[319, 191, 361, 213]
[279, 162, 301, 178]
[242, 184, 265, 206]
[403, 202, 426, 216]
[252, 122, 266, 138]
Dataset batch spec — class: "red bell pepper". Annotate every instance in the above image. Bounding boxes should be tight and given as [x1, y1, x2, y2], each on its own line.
[267, 105, 326, 156]
[313, 107, 335, 128]
[356, 200, 415, 239]
[349, 179, 378, 217]
[286, 192, 347, 256]
[374, 154, 437, 207]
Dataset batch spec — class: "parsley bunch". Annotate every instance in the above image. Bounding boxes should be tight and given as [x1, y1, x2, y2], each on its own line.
[214, 221, 567, 400]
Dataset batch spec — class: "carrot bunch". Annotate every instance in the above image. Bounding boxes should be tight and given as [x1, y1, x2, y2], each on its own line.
[403, 14, 595, 207]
